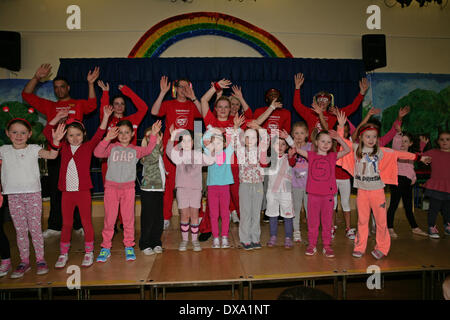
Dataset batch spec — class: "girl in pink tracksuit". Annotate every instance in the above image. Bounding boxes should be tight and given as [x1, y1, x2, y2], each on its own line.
[293, 111, 351, 258]
[94, 120, 161, 262]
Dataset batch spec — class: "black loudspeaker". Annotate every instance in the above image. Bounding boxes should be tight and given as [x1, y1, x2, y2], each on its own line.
[362, 34, 386, 72]
[0, 31, 21, 72]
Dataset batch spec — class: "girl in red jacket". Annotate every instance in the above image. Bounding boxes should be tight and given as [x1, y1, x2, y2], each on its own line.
[44, 106, 113, 268]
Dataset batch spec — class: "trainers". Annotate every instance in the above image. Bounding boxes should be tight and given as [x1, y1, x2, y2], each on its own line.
[81, 252, 94, 267]
[412, 228, 428, 237]
[55, 254, 68, 269]
[352, 251, 364, 258]
[178, 240, 188, 252]
[192, 240, 202, 252]
[445, 223, 450, 236]
[346, 228, 356, 240]
[0, 259, 12, 277]
[278, 216, 284, 224]
[125, 247, 136, 261]
[10, 262, 31, 279]
[284, 237, 293, 249]
[74, 228, 84, 237]
[293, 231, 302, 243]
[96, 248, 111, 263]
[42, 229, 61, 239]
[163, 220, 170, 230]
[212, 237, 220, 249]
[305, 246, 317, 256]
[262, 212, 269, 223]
[267, 236, 277, 247]
[142, 248, 155, 256]
[388, 228, 398, 239]
[221, 236, 230, 249]
[331, 225, 337, 239]
[242, 243, 253, 250]
[323, 247, 335, 258]
[36, 260, 49, 275]
[371, 249, 385, 260]
[153, 246, 163, 254]
[231, 210, 240, 224]
[428, 226, 440, 239]
[251, 242, 262, 250]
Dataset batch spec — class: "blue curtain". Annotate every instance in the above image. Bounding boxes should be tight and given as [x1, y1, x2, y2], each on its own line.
[57, 57, 365, 192]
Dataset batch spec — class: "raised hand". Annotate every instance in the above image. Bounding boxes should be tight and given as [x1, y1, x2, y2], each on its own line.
[87, 67, 100, 84]
[105, 126, 119, 141]
[359, 78, 369, 95]
[420, 155, 432, 165]
[368, 107, 381, 116]
[419, 135, 430, 145]
[34, 64, 52, 81]
[246, 120, 261, 130]
[398, 105, 410, 120]
[328, 106, 338, 116]
[160, 76, 171, 94]
[151, 120, 162, 136]
[217, 79, 232, 89]
[55, 108, 70, 122]
[294, 73, 304, 89]
[279, 129, 289, 139]
[103, 105, 114, 118]
[52, 123, 67, 142]
[97, 80, 109, 91]
[118, 84, 124, 91]
[311, 101, 323, 115]
[288, 147, 297, 158]
[270, 99, 283, 109]
[329, 130, 340, 140]
[336, 109, 347, 127]
[231, 85, 244, 101]
[184, 85, 196, 101]
[233, 114, 246, 129]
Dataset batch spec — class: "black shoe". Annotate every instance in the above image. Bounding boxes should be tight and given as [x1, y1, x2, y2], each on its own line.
[199, 232, 212, 242]
[278, 216, 284, 224]
[262, 213, 269, 223]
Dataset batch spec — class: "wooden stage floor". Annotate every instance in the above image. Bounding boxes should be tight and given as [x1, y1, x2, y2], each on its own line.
[0, 206, 449, 300]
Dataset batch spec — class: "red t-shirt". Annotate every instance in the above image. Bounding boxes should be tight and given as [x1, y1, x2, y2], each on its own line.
[157, 99, 202, 146]
[335, 165, 352, 180]
[253, 107, 292, 134]
[22, 91, 97, 122]
[100, 85, 148, 145]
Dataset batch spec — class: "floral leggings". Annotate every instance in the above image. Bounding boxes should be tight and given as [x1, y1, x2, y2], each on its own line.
[8, 192, 45, 263]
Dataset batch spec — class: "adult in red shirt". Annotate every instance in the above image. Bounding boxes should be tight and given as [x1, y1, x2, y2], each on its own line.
[293, 72, 369, 139]
[21, 63, 100, 238]
[201, 79, 284, 226]
[151, 76, 203, 230]
[253, 88, 292, 135]
[97, 81, 149, 230]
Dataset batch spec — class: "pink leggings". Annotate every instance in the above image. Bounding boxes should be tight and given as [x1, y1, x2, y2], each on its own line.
[8, 192, 45, 263]
[208, 185, 231, 238]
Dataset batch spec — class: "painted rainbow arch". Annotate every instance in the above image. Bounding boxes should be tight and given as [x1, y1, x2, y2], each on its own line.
[128, 12, 293, 58]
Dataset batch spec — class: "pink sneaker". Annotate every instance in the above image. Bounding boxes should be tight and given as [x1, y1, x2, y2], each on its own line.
[36, 260, 49, 275]
[284, 237, 293, 249]
[0, 259, 12, 277]
[10, 262, 31, 279]
[305, 246, 317, 256]
[267, 236, 277, 247]
[323, 247, 335, 258]
[371, 249, 385, 260]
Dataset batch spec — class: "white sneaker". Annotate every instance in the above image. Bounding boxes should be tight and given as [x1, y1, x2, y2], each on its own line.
[293, 231, 302, 243]
[163, 220, 170, 230]
[153, 246, 163, 254]
[231, 211, 240, 224]
[74, 228, 85, 237]
[212, 237, 220, 249]
[142, 248, 154, 256]
[221, 236, 230, 249]
[346, 228, 356, 240]
[388, 228, 398, 239]
[55, 254, 68, 269]
[81, 252, 94, 267]
[178, 240, 188, 251]
[192, 240, 202, 252]
[43, 229, 61, 239]
[331, 225, 337, 239]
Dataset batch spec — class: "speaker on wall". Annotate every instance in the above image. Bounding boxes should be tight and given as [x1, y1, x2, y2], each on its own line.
[0, 31, 21, 72]
[362, 34, 386, 72]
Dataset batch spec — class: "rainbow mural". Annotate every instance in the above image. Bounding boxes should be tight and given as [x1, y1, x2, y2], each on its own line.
[128, 12, 293, 58]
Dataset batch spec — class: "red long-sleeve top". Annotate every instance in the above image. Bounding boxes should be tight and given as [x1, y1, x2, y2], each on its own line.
[100, 85, 148, 145]
[43, 124, 106, 192]
[293, 89, 363, 138]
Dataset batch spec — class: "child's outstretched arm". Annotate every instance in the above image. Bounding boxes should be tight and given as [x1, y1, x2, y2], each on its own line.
[43, 109, 70, 143]
[39, 123, 66, 159]
[136, 120, 162, 159]
[379, 106, 409, 147]
[351, 107, 381, 142]
[94, 126, 118, 158]
[279, 129, 294, 147]
[330, 130, 351, 159]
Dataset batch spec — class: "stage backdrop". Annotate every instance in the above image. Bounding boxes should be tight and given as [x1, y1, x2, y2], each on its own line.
[367, 72, 450, 143]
